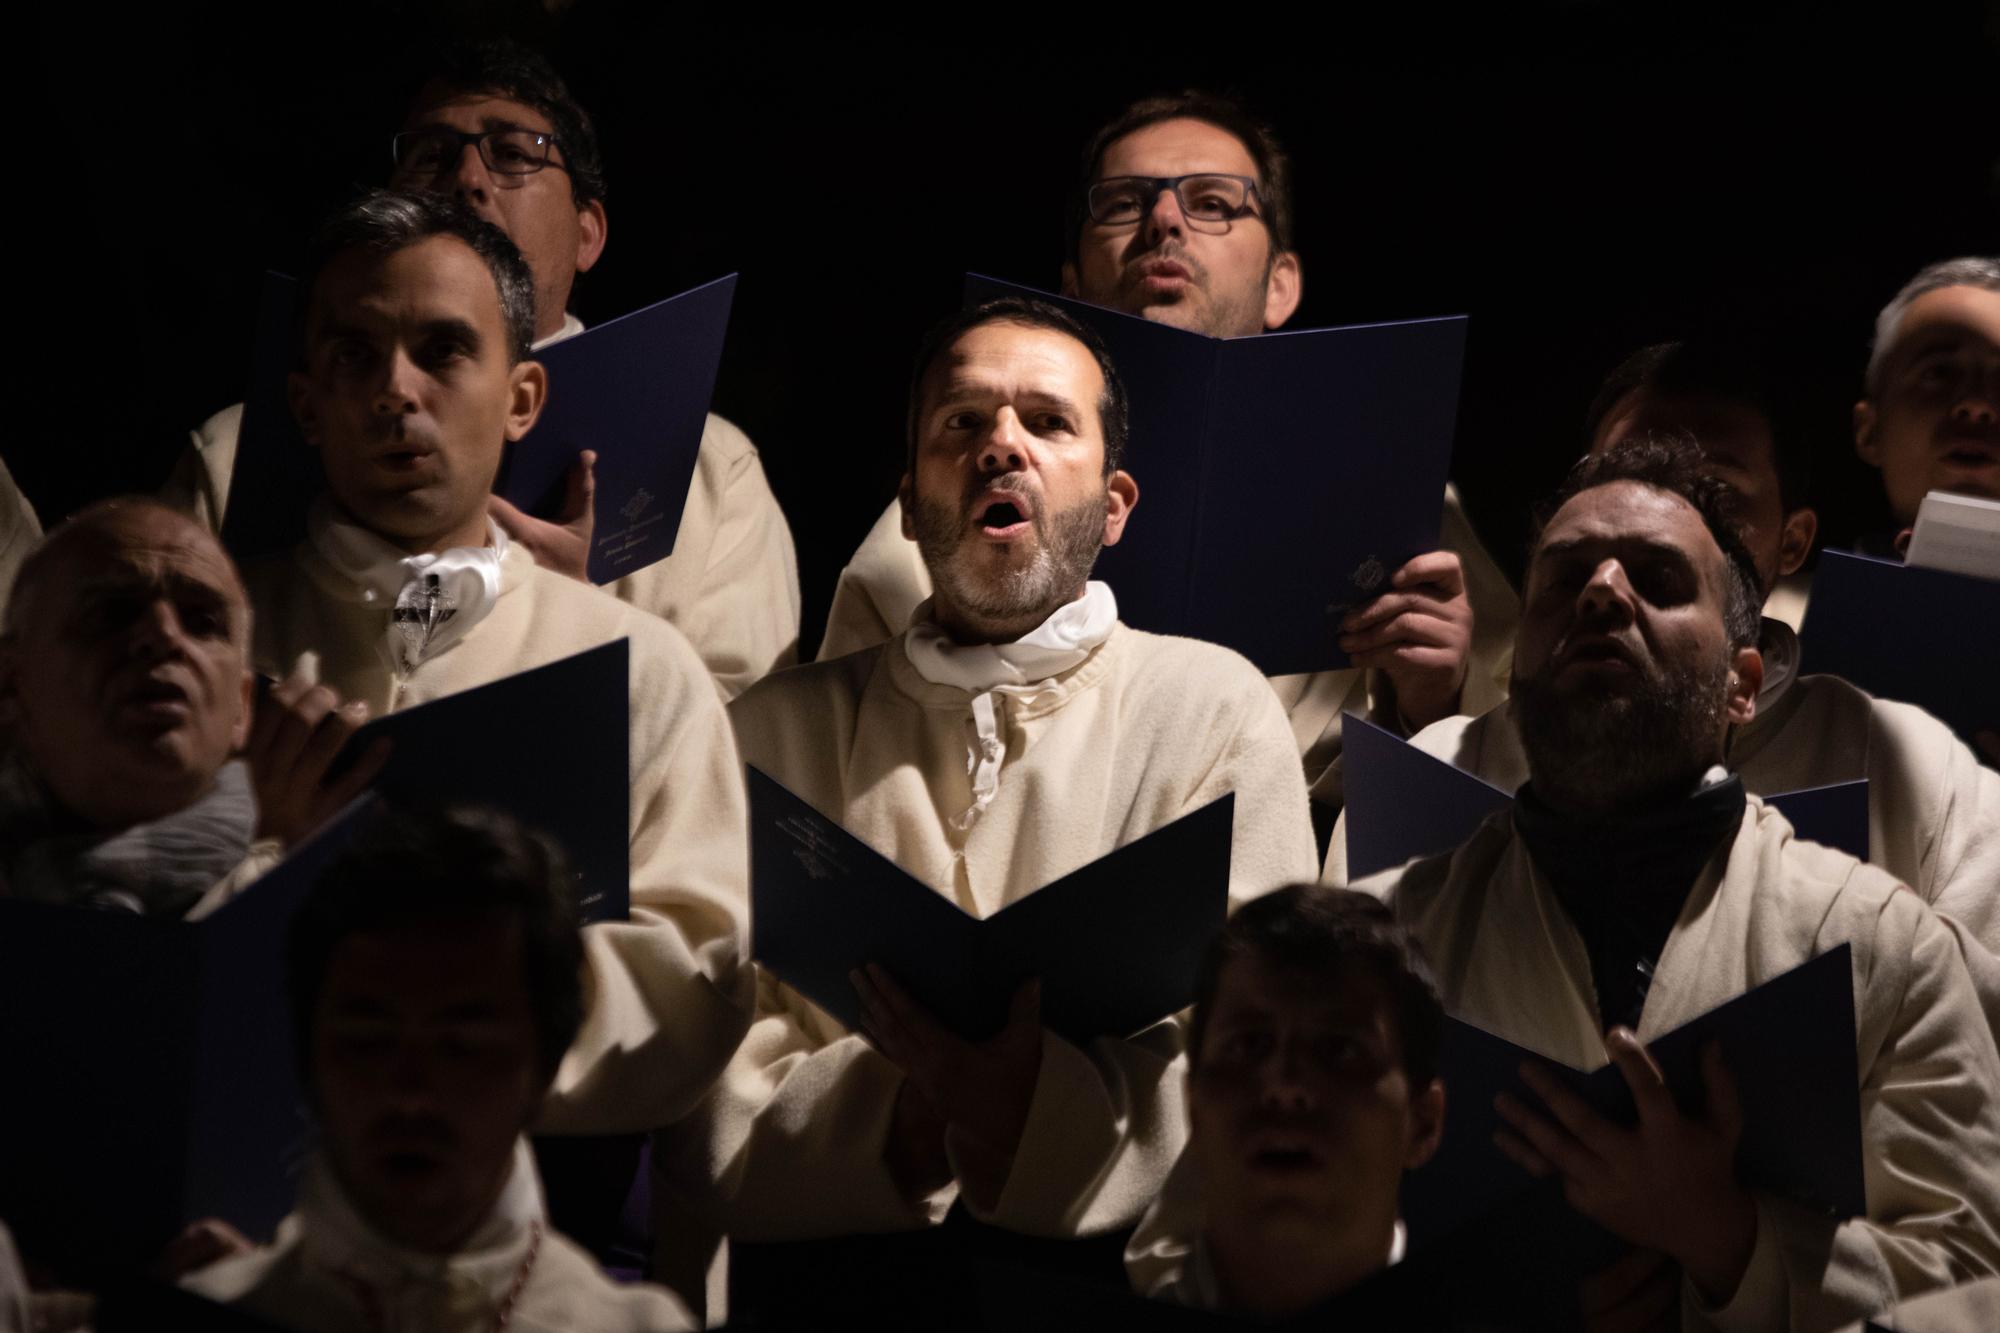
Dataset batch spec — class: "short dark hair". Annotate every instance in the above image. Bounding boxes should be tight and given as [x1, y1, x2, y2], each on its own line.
[1583, 339, 1813, 515]
[1188, 886, 1443, 1087]
[407, 38, 607, 207]
[1068, 91, 1295, 267]
[286, 804, 586, 1088]
[905, 297, 1131, 475]
[299, 188, 538, 364]
[1532, 434, 1765, 651]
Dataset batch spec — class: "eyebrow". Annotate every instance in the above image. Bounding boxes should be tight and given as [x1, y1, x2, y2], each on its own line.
[313, 316, 485, 349]
[1536, 534, 1699, 571]
[934, 383, 1087, 420]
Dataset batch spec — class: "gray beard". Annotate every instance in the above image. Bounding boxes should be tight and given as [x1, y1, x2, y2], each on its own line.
[912, 485, 1107, 627]
[1514, 655, 1731, 813]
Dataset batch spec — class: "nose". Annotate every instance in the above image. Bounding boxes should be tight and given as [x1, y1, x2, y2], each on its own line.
[373, 347, 422, 419]
[448, 140, 490, 206]
[1949, 375, 1998, 426]
[1257, 1039, 1316, 1114]
[976, 406, 1030, 474]
[128, 597, 192, 663]
[1140, 182, 1186, 249]
[1577, 558, 1638, 626]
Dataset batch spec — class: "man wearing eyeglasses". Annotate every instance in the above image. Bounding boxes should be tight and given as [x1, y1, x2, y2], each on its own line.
[818, 92, 1518, 813]
[165, 39, 801, 701]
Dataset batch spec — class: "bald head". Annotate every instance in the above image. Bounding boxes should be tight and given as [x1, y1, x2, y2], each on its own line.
[1, 499, 253, 830]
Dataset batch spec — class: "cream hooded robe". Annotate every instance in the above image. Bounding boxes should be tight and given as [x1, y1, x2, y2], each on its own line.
[1350, 798, 2000, 1333]
[814, 485, 1520, 795]
[669, 620, 1319, 1244]
[166, 316, 800, 701]
[245, 539, 752, 1134]
[1334, 665, 2000, 953]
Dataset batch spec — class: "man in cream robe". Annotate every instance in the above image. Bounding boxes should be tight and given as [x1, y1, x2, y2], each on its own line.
[246, 189, 749, 1134]
[165, 39, 798, 699]
[666, 300, 1315, 1298]
[183, 806, 694, 1333]
[1353, 439, 2000, 1330]
[817, 93, 1514, 797]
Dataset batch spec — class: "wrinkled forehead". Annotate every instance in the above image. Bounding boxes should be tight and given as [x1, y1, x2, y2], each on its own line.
[405, 84, 554, 137]
[1209, 953, 1396, 1031]
[1883, 284, 2000, 366]
[21, 508, 245, 622]
[305, 235, 504, 343]
[1099, 116, 1259, 183]
[1533, 481, 1723, 574]
[924, 320, 1105, 406]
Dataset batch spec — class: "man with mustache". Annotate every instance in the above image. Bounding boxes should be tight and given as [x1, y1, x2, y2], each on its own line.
[0, 499, 286, 916]
[665, 299, 1315, 1315]
[166, 39, 799, 700]
[1361, 374, 2000, 962]
[1350, 439, 2000, 1330]
[1854, 256, 2000, 547]
[1127, 886, 1446, 1319]
[244, 188, 752, 1135]
[182, 805, 694, 1331]
[818, 92, 1514, 805]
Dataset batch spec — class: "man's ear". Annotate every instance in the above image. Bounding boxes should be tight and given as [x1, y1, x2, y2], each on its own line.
[1404, 1078, 1447, 1170]
[575, 200, 608, 275]
[1777, 507, 1819, 578]
[1059, 262, 1080, 299]
[288, 372, 322, 449]
[1263, 251, 1303, 330]
[1853, 399, 1881, 467]
[1101, 469, 1140, 547]
[898, 473, 918, 541]
[1726, 644, 1763, 727]
[505, 360, 550, 442]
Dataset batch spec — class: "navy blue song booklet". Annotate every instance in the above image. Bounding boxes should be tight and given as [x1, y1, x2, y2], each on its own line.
[222, 272, 736, 586]
[337, 641, 631, 922]
[1402, 946, 1863, 1279]
[1801, 549, 2000, 748]
[748, 767, 1232, 1044]
[962, 276, 1468, 677]
[1340, 715, 1869, 880]
[0, 800, 373, 1275]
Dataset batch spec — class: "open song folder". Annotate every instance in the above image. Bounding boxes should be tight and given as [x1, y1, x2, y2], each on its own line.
[1340, 714, 1870, 880]
[0, 800, 374, 1275]
[1401, 946, 1864, 1280]
[333, 640, 632, 922]
[222, 272, 736, 585]
[748, 766, 1233, 1044]
[1801, 548, 2000, 748]
[963, 276, 1468, 678]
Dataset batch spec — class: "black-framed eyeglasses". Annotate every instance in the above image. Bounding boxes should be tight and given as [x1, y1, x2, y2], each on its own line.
[390, 126, 568, 179]
[1084, 174, 1265, 231]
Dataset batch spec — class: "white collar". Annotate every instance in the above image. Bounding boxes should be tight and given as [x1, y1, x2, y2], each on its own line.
[902, 583, 1119, 832]
[1754, 614, 1800, 709]
[293, 1137, 545, 1306]
[533, 313, 586, 351]
[306, 497, 511, 674]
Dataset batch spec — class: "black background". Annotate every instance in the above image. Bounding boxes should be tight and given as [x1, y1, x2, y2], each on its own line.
[20, 2, 1999, 657]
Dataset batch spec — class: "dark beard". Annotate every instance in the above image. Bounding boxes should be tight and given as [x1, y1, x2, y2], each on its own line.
[1514, 655, 1731, 813]
[911, 481, 1107, 626]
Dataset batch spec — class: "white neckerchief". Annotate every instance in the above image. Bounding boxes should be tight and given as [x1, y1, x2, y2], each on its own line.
[535, 313, 585, 350]
[308, 498, 510, 675]
[292, 1137, 545, 1333]
[1186, 1219, 1407, 1311]
[903, 582, 1118, 830]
